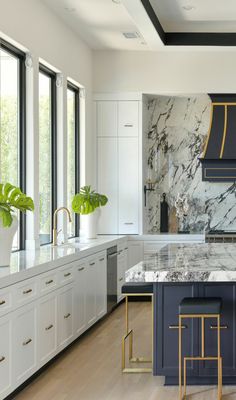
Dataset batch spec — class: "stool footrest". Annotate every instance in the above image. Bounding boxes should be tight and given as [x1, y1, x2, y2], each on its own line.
[122, 368, 152, 373]
[184, 356, 219, 361]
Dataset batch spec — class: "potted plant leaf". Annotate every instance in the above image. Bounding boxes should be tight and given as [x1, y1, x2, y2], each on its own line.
[72, 185, 108, 239]
[0, 182, 34, 267]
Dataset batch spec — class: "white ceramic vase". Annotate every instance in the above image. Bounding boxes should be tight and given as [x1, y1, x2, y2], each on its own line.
[85, 209, 99, 239]
[0, 216, 18, 267]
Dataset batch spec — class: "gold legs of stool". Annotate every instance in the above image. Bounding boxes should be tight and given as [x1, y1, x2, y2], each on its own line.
[179, 314, 222, 400]
[122, 294, 153, 373]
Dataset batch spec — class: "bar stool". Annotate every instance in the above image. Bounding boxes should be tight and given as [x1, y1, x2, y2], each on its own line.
[178, 297, 222, 400]
[121, 282, 153, 373]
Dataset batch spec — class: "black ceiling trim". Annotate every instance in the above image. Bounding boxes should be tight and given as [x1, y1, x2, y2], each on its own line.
[141, 0, 236, 47]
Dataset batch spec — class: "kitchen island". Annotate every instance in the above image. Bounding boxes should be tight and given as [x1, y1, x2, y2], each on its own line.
[126, 243, 236, 385]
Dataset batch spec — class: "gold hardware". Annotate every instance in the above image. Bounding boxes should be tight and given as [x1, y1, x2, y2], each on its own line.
[210, 325, 228, 330]
[0, 356, 5, 362]
[99, 258, 105, 262]
[78, 267, 85, 272]
[23, 338, 32, 346]
[179, 313, 222, 400]
[46, 279, 53, 285]
[23, 289, 32, 295]
[169, 325, 187, 330]
[119, 278, 123, 282]
[0, 300, 6, 306]
[45, 324, 53, 331]
[64, 272, 71, 277]
[122, 293, 153, 374]
[125, 247, 128, 250]
[52, 207, 72, 246]
[90, 262, 95, 266]
[220, 105, 228, 158]
[64, 313, 71, 319]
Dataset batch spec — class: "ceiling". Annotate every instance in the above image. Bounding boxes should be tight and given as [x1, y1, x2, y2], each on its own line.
[41, 0, 149, 50]
[150, 0, 236, 33]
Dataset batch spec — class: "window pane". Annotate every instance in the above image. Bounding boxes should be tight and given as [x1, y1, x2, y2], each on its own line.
[67, 88, 76, 237]
[39, 72, 52, 245]
[0, 48, 20, 250]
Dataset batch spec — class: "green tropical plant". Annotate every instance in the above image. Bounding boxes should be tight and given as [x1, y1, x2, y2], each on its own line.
[72, 186, 108, 215]
[0, 182, 34, 227]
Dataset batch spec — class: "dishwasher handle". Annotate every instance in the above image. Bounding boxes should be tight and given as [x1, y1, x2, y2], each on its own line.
[107, 252, 118, 259]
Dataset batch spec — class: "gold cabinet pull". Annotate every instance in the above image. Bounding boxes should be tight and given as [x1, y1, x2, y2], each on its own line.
[0, 356, 5, 363]
[119, 277, 123, 282]
[99, 258, 105, 262]
[169, 325, 187, 330]
[210, 325, 228, 330]
[64, 313, 71, 319]
[0, 300, 6, 306]
[78, 267, 85, 272]
[90, 262, 95, 266]
[46, 279, 54, 285]
[64, 272, 71, 277]
[125, 247, 128, 250]
[45, 324, 53, 331]
[23, 289, 32, 295]
[23, 338, 32, 346]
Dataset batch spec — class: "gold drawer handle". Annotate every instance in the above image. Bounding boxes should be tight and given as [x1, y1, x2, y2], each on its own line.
[23, 338, 32, 346]
[78, 267, 85, 272]
[0, 356, 5, 363]
[99, 258, 105, 262]
[46, 279, 54, 285]
[125, 247, 128, 250]
[23, 289, 32, 295]
[169, 325, 187, 330]
[64, 272, 71, 277]
[64, 313, 71, 319]
[45, 324, 54, 331]
[90, 262, 95, 266]
[119, 277, 123, 282]
[0, 300, 6, 306]
[210, 325, 228, 330]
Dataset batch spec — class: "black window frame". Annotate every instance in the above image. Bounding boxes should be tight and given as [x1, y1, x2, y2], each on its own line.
[67, 81, 80, 238]
[0, 38, 26, 251]
[39, 63, 57, 246]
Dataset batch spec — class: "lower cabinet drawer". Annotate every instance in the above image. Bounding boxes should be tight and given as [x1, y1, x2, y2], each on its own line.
[39, 271, 58, 295]
[13, 303, 37, 386]
[38, 293, 57, 366]
[57, 286, 73, 348]
[58, 265, 74, 287]
[0, 316, 11, 398]
[13, 278, 38, 307]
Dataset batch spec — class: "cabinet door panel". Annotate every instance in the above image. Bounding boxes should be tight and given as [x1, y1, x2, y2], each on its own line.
[0, 317, 11, 397]
[96, 253, 107, 319]
[118, 101, 139, 137]
[57, 286, 73, 348]
[38, 293, 57, 365]
[97, 101, 117, 137]
[74, 262, 87, 337]
[118, 137, 139, 234]
[97, 137, 118, 234]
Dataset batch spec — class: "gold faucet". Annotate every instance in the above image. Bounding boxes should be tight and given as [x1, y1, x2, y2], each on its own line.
[52, 207, 72, 246]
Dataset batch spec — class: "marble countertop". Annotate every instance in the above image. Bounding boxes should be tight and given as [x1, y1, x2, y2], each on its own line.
[126, 243, 236, 283]
[0, 235, 126, 289]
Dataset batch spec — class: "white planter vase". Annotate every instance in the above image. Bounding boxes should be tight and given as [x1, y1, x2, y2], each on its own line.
[0, 216, 18, 267]
[85, 210, 99, 239]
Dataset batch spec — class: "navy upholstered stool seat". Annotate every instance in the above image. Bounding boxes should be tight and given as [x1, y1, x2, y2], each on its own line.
[179, 297, 222, 315]
[178, 297, 223, 400]
[122, 282, 153, 295]
[121, 282, 153, 374]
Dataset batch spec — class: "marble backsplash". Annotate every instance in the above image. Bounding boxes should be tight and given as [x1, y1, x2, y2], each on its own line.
[143, 94, 236, 233]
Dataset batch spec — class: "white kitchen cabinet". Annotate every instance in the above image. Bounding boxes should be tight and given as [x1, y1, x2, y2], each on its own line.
[73, 261, 87, 338]
[118, 137, 139, 234]
[128, 241, 144, 268]
[57, 285, 73, 349]
[0, 315, 11, 398]
[97, 101, 117, 137]
[118, 101, 139, 137]
[13, 303, 37, 387]
[97, 137, 118, 234]
[96, 252, 107, 319]
[38, 292, 57, 366]
[86, 258, 97, 328]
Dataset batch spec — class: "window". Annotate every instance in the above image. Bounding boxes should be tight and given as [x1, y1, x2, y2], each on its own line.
[39, 65, 57, 245]
[67, 82, 80, 237]
[0, 39, 26, 251]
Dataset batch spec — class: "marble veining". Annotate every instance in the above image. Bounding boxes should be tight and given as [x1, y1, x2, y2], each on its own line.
[143, 95, 236, 233]
[126, 243, 236, 282]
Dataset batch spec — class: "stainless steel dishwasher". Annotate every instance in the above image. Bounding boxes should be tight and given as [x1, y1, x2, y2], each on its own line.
[107, 246, 118, 313]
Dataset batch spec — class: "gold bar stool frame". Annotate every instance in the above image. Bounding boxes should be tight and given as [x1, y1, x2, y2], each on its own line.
[178, 297, 223, 400]
[121, 283, 153, 373]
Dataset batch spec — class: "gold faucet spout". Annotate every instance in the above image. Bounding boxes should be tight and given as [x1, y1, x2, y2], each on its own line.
[53, 207, 72, 246]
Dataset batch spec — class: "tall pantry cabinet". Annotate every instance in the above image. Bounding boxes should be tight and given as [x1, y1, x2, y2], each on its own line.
[95, 94, 143, 235]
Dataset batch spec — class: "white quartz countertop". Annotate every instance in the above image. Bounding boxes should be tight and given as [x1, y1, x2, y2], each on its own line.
[126, 243, 236, 283]
[0, 235, 126, 289]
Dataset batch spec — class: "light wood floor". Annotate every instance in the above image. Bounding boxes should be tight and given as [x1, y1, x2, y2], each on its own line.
[14, 302, 236, 400]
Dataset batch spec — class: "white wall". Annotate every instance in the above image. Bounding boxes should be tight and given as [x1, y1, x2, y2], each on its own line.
[93, 50, 236, 94]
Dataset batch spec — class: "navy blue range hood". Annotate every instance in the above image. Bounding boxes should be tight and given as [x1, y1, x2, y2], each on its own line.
[199, 94, 236, 182]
